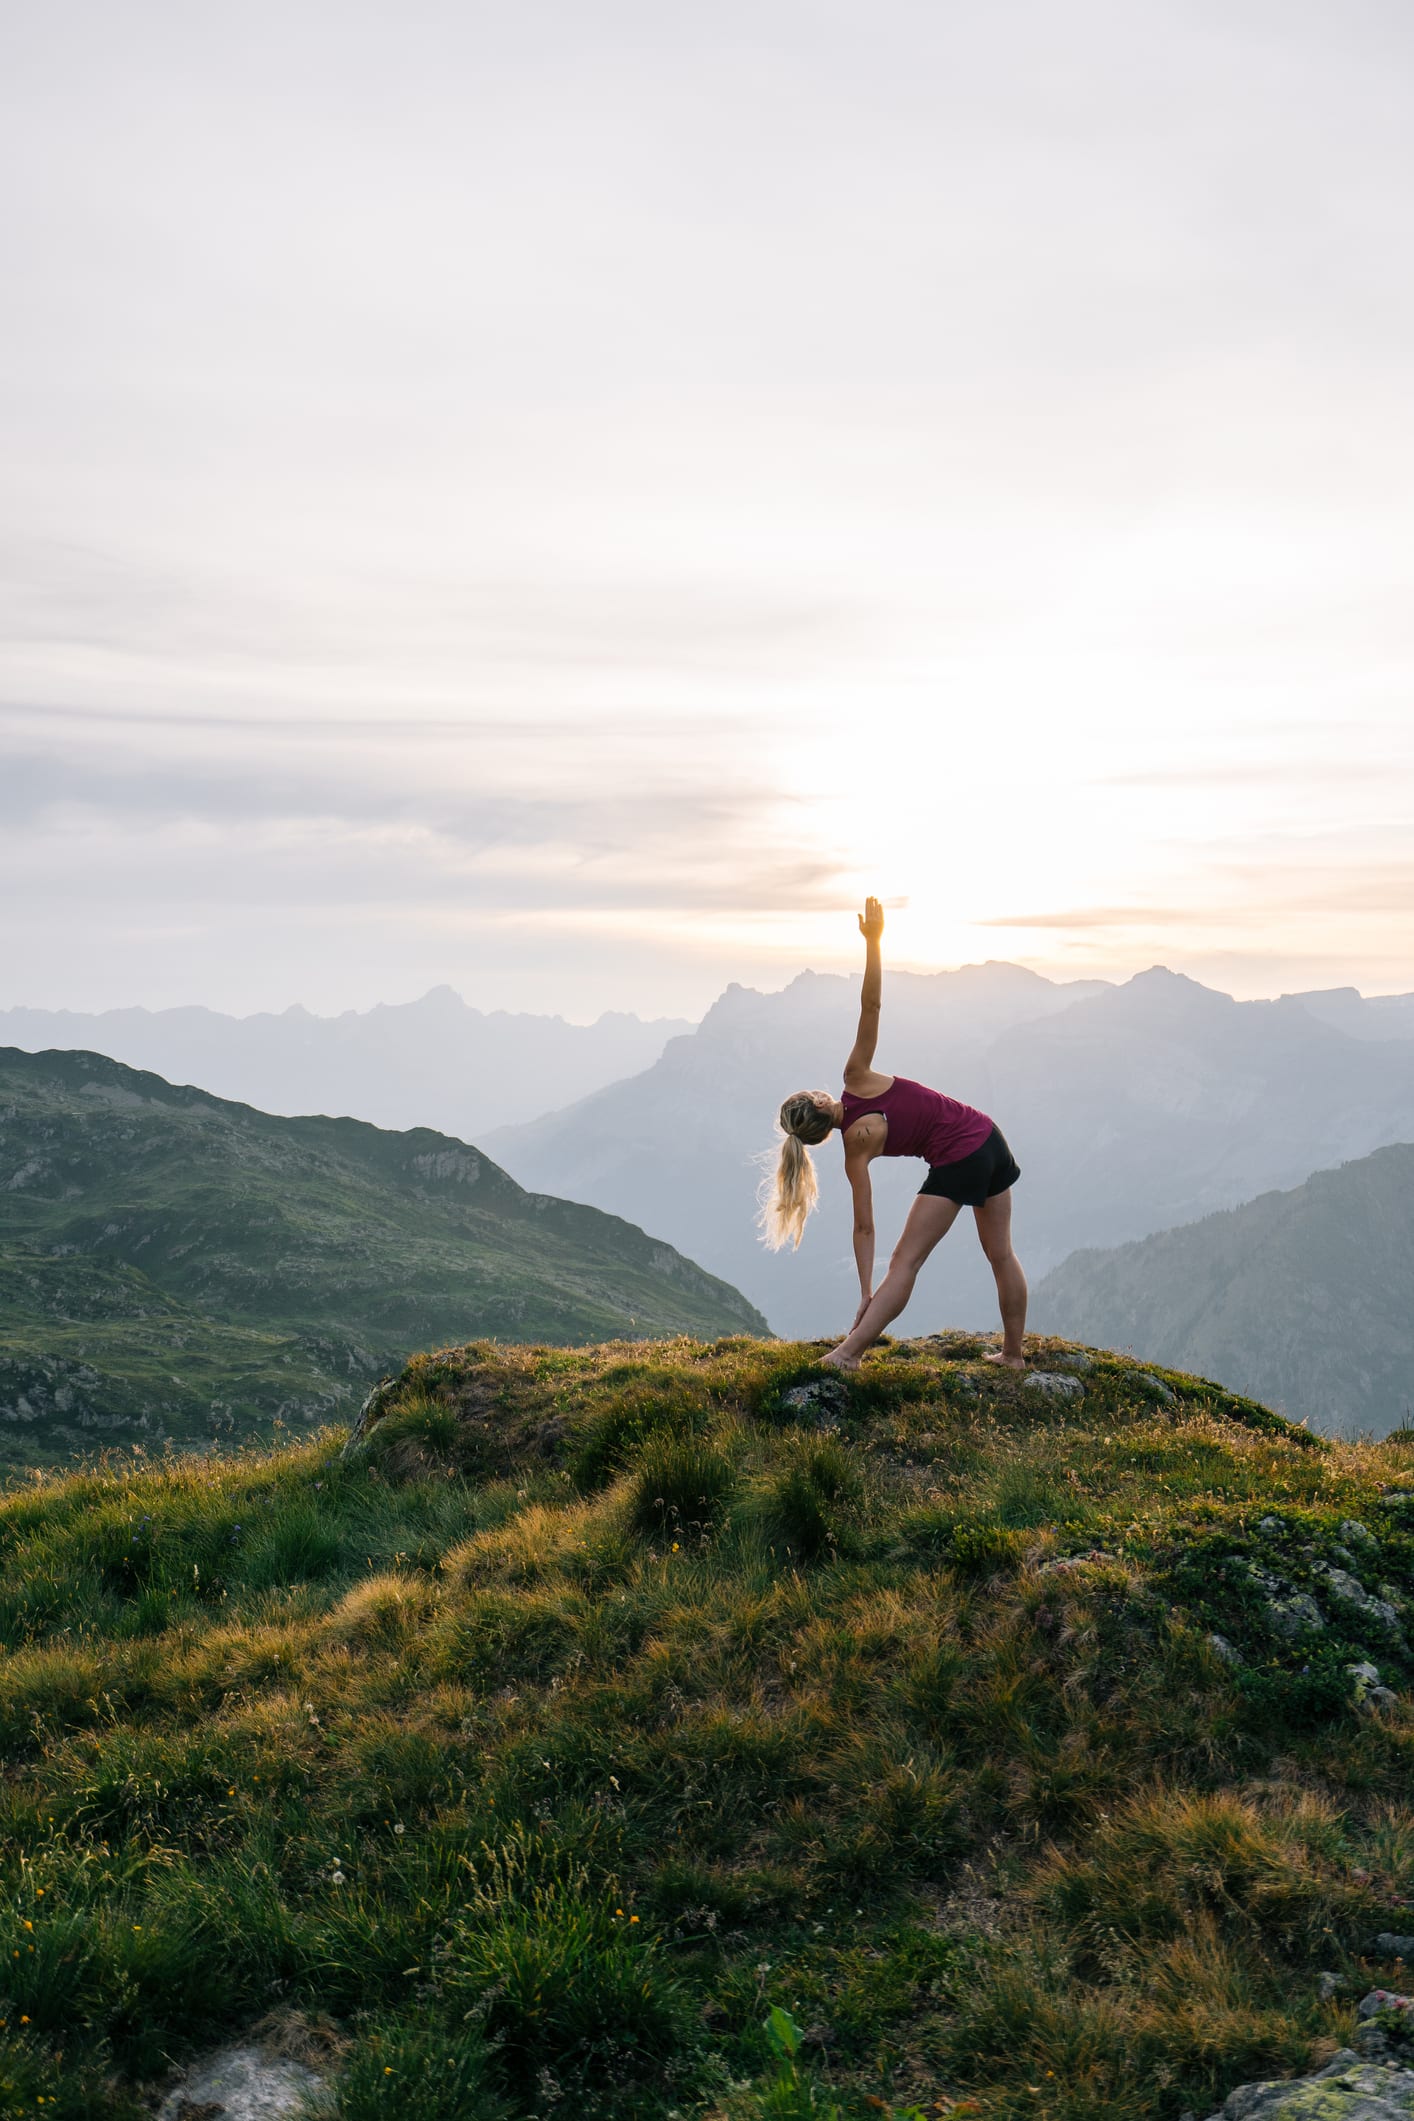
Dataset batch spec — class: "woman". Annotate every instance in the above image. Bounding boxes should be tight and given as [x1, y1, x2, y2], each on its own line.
[759, 897, 1027, 1372]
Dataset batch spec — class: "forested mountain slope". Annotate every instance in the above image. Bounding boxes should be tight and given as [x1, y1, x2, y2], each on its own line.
[0, 1046, 766, 1463]
[1034, 1141, 1414, 1437]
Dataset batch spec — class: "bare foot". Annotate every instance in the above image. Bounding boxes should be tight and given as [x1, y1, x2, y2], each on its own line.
[984, 1350, 1026, 1371]
[821, 1348, 861, 1373]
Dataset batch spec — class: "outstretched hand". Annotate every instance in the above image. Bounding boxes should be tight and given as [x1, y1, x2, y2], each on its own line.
[858, 896, 884, 941]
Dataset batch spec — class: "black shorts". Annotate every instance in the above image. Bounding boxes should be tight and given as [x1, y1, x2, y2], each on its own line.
[917, 1124, 1021, 1207]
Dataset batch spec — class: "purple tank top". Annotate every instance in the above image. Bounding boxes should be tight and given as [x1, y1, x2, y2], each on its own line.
[839, 1075, 993, 1168]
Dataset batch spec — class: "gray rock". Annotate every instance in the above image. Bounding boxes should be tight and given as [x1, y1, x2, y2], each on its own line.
[1218, 2057, 1414, 2115]
[156, 2045, 327, 2120]
[1208, 1631, 1245, 1667]
[1321, 1566, 1404, 1634]
[1376, 1937, 1414, 1961]
[1357, 1987, 1414, 2021]
[1259, 1515, 1287, 1535]
[1314, 2051, 1362, 2078]
[1347, 1663, 1401, 1713]
[1341, 1519, 1379, 1550]
[1132, 1369, 1177, 1404]
[1318, 1970, 1343, 2001]
[340, 1375, 397, 1458]
[1023, 1370, 1084, 1401]
[1265, 1591, 1327, 1639]
[780, 1378, 849, 1428]
[1038, 1548, 1119, 1576]
[1052, 1351, 1094, 1373]
[1224, 2085, 1281, 2119]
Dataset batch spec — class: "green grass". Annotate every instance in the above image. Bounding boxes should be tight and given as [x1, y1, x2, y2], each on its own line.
[0, 1333, 1410, 2119]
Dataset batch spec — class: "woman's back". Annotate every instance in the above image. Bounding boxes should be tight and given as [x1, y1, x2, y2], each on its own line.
[840, 1074, 991, 1168]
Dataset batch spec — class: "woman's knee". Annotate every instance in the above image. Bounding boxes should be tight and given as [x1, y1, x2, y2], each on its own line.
[981, 1237, 1015, 1272]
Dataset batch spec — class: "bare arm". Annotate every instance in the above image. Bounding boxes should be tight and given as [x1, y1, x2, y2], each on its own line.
[844, 896, 885, 1086]
[845, 1146, 876, 1316]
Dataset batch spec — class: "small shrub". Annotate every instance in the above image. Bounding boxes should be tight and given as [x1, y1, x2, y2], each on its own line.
[0, 1643, 107, 1755]
[568, 1379, 712, 1490]
[329, 1571, 440, 1650]
[430, 1587, 581, 1690]
[626, 1436, 737, 1543]
[948, 1522, 1022, 1576]
[991, 1462, 1067, 1530]
[443, 1830, 696, 2108]
[327, 2011, 509, 2120]
[756, 1440, 864, 1563]
[240, 1505, 345, 1590]
[361, 1390, 466, 1481]
[1043, 1786, 1379, 1960]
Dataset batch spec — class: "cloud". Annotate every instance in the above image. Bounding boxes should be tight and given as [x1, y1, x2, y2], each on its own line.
[1101, 760, 1402, 790]
[981, 906, 1200, 931]
[0, 704, 848, 919]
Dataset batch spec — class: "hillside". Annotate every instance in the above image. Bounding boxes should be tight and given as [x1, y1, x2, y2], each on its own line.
[486, 965, 1414, 1340]
[0, 1047, 765, 1464]
[0, 989, 691, 1134]
[1034, 1142, 1414, 1438]
[0, 1332, 1410, 2120]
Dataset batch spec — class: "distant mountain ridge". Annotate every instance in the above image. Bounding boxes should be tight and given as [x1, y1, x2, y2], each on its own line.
[0, 1045, 766, 1465]
[485, 964, 1414, 1341]
[1033, 1140, 1414, 1437]
[0, 989, 692, 1134]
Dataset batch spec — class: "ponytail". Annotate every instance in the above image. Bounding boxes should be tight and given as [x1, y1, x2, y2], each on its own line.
[757, 1091, 832, 1251]
[758, 1133, 820, 1251]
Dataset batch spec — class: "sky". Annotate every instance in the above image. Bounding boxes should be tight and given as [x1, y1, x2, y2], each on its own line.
[3, 0, 1413, 1020]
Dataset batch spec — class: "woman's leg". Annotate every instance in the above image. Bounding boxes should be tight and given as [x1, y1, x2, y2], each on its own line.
[974, 1189, 1027, 1368]
[822, 1193, 961, 1370]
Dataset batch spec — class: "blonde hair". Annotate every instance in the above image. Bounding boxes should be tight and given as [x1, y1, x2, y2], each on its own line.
[757, 1092, 833, 1252]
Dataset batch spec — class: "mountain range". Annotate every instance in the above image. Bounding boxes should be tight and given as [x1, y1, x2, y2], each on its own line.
[0, 989, 691, 1134]
[485, 964, 1414, 1342]
[1033, 1140, 1414, 1437]
[0, 1045, 765, 1465]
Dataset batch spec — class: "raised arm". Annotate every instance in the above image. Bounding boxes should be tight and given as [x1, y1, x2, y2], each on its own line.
[844, 896, 885, 1085]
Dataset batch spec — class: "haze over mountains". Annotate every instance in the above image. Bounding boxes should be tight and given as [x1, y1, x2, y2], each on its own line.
[0, 1045, 764, 1467]
[1034, 1142, 1414, 1438]
[8, 962, 1413, 1419]
[0, 991, 691, 1135]
[486, 965, 1414, 1346]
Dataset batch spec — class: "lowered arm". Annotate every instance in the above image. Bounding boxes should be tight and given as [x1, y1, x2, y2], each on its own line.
[844, 1144, 876, 1315]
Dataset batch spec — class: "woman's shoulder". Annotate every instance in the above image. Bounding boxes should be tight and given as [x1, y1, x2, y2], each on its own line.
[843, 1069, 894, 1100]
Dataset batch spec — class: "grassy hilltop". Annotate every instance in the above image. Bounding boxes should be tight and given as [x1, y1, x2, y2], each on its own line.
[0, 1334, 1412, 2119]
[0, 1045, 765, 1467]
